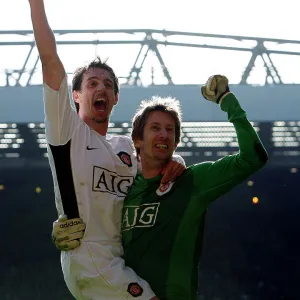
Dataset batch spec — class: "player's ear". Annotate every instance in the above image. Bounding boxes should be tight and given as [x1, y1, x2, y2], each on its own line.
[114, 93, 119, 105]
[133, 139, 141, 149]
[73, 90, 80, 103]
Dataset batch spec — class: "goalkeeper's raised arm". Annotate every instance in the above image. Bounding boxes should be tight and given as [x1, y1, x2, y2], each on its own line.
[201, 75, 268, 167]
[195, 75, 268, 203]
[28, 0, 65, 90]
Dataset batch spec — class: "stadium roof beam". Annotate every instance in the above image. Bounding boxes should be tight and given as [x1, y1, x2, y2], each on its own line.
[240, 41, 283, 84]
[1, 29, 300, 86]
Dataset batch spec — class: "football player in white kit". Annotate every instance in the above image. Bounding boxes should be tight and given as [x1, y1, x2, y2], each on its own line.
[27, 1, 185, 299]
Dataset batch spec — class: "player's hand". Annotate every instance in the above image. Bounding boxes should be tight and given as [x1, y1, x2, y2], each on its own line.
[161, 154, 186, 184]
[52, 215, 86, 251]
[201, 75, 230, 104]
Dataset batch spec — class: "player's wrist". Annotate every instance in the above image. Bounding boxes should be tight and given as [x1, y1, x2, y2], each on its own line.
[218, 91, 231, 106]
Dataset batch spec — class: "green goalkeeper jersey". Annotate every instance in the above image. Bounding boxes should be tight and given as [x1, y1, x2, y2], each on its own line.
[121, 93, 268, 300]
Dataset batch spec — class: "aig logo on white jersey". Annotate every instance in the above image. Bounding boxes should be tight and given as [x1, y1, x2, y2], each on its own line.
[122, 203, 160, 232]
[93, 166, 134, 197]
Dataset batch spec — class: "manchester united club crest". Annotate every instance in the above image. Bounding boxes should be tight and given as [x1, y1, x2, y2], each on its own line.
[156, 181, 175, 196]
[127, 282, 143, 297]
[117, 151, 132, 167]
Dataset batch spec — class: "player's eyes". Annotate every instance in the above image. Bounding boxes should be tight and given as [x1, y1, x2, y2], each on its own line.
[105, 82, 112, 88]
[89, 81, 97, 87]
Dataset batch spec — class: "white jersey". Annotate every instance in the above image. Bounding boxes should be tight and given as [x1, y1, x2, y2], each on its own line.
[44, 76, 155, 300]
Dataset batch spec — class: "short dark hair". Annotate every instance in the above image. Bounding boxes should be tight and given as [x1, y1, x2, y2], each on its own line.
[131, 96, 182, 158]
[72, 56, 119, 112]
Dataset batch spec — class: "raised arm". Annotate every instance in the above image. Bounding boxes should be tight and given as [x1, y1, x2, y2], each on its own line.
[28, 0, 65, 90]
[194, 75, 268, 203]
[28, 0, 80, 144]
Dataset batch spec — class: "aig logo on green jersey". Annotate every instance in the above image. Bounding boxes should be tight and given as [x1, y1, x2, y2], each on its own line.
[122, 203, 160, 231]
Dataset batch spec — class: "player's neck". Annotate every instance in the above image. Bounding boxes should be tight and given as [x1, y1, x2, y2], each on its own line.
[83, 117, 109, 136]
[140, 157, 167, 179]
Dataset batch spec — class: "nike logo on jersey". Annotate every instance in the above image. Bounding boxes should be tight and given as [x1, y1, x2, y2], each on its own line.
[86, 146, 98, 150]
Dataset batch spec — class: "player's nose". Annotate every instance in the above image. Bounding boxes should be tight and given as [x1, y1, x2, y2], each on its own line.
[158, 129, 168, 138]
[96, 82, 105, 91]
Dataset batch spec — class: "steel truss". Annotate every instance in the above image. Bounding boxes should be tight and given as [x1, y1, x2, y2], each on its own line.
[1, 29, 300, 86]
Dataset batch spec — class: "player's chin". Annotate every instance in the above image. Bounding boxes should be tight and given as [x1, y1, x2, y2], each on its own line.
[91, 108, 106, 118]
[154, 152, 172, 161]
[92, 115, 108, 124]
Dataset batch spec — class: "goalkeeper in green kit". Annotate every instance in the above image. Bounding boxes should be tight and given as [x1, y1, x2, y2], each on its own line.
[53, 75, 268, 300]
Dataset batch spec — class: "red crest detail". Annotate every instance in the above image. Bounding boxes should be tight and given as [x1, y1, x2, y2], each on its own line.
[117, 151, 132, 167]
[127, 283, 143, 297]
[159, 182, 170, 193]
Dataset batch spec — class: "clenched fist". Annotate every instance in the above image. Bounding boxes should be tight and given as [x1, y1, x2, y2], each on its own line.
[201, 75, 230, 104]
[52, 215, 86, 251]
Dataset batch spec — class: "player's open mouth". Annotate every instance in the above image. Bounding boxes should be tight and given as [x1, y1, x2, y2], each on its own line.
[94, 98, 107, 111]
[155, 144, 169, 149]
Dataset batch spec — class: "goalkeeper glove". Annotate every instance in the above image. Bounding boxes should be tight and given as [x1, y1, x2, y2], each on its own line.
[51, 214, 86, 251]
[201, 75, 230, 104]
